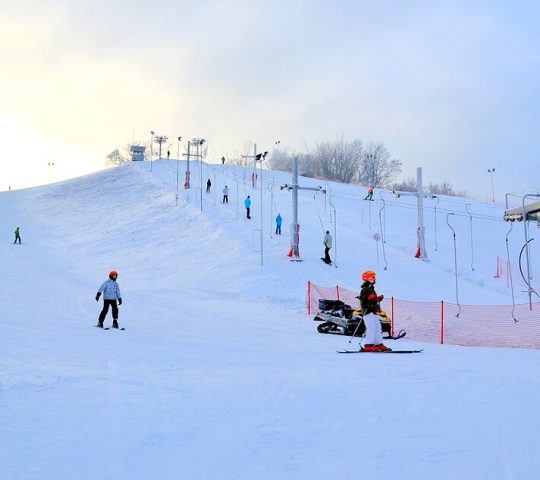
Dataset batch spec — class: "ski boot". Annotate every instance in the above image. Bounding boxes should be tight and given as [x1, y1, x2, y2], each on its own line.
[374, 344, 392, 352]
[97, 321, 104, 328]
[362, 344, 376, 352]
[112, 320, 119, 329]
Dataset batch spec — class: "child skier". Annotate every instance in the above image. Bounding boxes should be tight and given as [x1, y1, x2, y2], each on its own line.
[323, 230, 332, 264]
[275, 213, 282, 235]
[245, 195, 251, 219]
[13, 227, 21, 244]
[223, 185, 229, 204]
[95, 270, 123, 329]
[359, 270, 390, 351]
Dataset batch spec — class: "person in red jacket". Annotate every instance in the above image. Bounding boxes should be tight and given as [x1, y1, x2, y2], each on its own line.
[359, 270, 390, 351]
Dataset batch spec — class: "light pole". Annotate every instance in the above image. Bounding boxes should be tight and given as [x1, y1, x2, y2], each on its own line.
[191, 138, 205, 211]
[488, 168, 496, 202]
[48, 162, 55, 183]
[255, 151, 268, 266]
[150, 131, 155, 171]
[176, 136, 182, 206]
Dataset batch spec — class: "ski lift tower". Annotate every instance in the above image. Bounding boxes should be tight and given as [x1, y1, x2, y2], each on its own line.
[241, 143, 261, 188]
[391, 167, 429, 260]
[281, 157, 325, 261]
[154, 135, 168, 159]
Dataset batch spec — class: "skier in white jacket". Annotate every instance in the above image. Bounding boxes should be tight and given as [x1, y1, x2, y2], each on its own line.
[95, 270, 122, 328]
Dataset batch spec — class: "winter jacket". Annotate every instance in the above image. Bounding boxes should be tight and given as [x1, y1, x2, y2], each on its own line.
[14, 228, 20, 236]
[98, 279, 122, 300]
[323, 233, 332, 248]
[276, 214, 282, 226]
[245, 197, 251, 208]
[359, 281, 380, 315]
[223, 186, 229, 195]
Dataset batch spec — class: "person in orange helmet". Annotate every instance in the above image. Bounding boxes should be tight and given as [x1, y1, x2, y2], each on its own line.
[359, 270, 390, 351]
[95, 270, 122, 329]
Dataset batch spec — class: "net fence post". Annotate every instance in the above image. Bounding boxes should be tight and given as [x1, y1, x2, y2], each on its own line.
[440, 300, 445, 344]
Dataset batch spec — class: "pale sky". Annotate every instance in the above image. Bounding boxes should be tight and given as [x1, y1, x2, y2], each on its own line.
[1, 0, 539, 200]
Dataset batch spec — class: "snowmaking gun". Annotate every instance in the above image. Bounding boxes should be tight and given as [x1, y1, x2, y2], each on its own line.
[314, 299, 406, 340]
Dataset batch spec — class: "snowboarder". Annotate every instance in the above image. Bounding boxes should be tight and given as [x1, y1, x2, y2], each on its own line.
[364, 186, 374, 201]
[222, 185, 229, 204]
[323, 231, 332, 264]
[206, 179, 212, 193]
[245, 195, 251, 219]
[95, 270, 123, 329]
[275, 213, 282, 235]
[359, 270, 390, 351]
[13, 227, 21, 244]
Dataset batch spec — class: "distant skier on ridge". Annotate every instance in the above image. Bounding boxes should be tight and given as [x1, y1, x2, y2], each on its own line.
[95, 270, 123, 329]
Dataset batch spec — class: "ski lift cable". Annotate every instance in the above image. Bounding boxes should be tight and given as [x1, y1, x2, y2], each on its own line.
[446, 213, 462, 317]
[505, 222, 518, 323]
[519, 238, 540, 299]
[313, 191, 327, 234]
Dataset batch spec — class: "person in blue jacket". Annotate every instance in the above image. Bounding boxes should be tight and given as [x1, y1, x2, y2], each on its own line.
[245, 195, 251, 219]
[275, 213, 282, 235]
[95, 270, 123, 328]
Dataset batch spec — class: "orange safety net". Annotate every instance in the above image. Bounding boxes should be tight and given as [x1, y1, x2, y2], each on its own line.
[307, 281, 540, 349]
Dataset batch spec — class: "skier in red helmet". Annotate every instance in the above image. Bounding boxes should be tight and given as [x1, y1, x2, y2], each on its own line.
[95, 270, 122, 329]
[359, 270, 390, 351]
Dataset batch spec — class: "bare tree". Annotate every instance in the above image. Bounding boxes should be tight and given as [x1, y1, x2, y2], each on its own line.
[357, 143, 401, 187]
[313, 138, 362, 183]
[391, 177, 417, 193]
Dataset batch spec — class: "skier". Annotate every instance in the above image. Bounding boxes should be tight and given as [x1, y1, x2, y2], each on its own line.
[359, 270, 390, 351]
[275, 213, 282, 235]
[222, 185, 229, 204]
[13, 227, 21, 244]
[323, 230, 332, 264]
[95, 270, 123, 329]
[364, 186, 374, 201]
[245, 195, 251, 219]
[167, 150, 170, 159]
[206, 178, 212, 193]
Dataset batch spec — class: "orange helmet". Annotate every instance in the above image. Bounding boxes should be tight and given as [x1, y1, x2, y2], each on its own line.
[109, 270, 118, 279]
[362, 270, 376, 283]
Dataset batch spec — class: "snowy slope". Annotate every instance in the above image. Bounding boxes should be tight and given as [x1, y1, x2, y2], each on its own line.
[1, 160, 540, 480]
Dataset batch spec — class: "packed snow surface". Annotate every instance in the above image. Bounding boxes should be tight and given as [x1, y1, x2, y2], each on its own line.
[2, 160, 539, 479]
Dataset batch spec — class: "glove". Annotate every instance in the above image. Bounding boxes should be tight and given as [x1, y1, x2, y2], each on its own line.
[95, 292, 101, 301]
[118, 298, 122, 305]
[378, 295, 384, 302]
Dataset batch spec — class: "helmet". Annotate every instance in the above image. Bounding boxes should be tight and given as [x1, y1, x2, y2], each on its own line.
[109, 270, 118, 279]
[362, 270, 376, 283]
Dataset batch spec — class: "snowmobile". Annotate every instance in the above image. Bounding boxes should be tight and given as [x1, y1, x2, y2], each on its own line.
[314, 299, 406, 339]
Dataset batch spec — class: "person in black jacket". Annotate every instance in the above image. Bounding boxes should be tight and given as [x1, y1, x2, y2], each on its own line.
[359, 270, 390, 351]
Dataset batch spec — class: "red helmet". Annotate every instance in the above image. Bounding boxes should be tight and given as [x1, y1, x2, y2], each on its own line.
[109, 270, 118, 279]
[362, 270, 376, 283]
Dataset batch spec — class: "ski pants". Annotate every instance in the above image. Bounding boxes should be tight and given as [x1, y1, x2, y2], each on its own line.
[246, 207, 251, 219]
[363, 312, 383, 345]
[276, 225, 281, 235]
[324, 247, 331, 263]
[14, 235, 21, 244]
[99, 299, 119, 323]
[223, 195, 228, 204]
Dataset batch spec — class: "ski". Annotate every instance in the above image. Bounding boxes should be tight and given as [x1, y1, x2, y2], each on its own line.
[95, 325, 110, 330]
[94, 325, 124, 330]
[337, 349, 423, 354]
